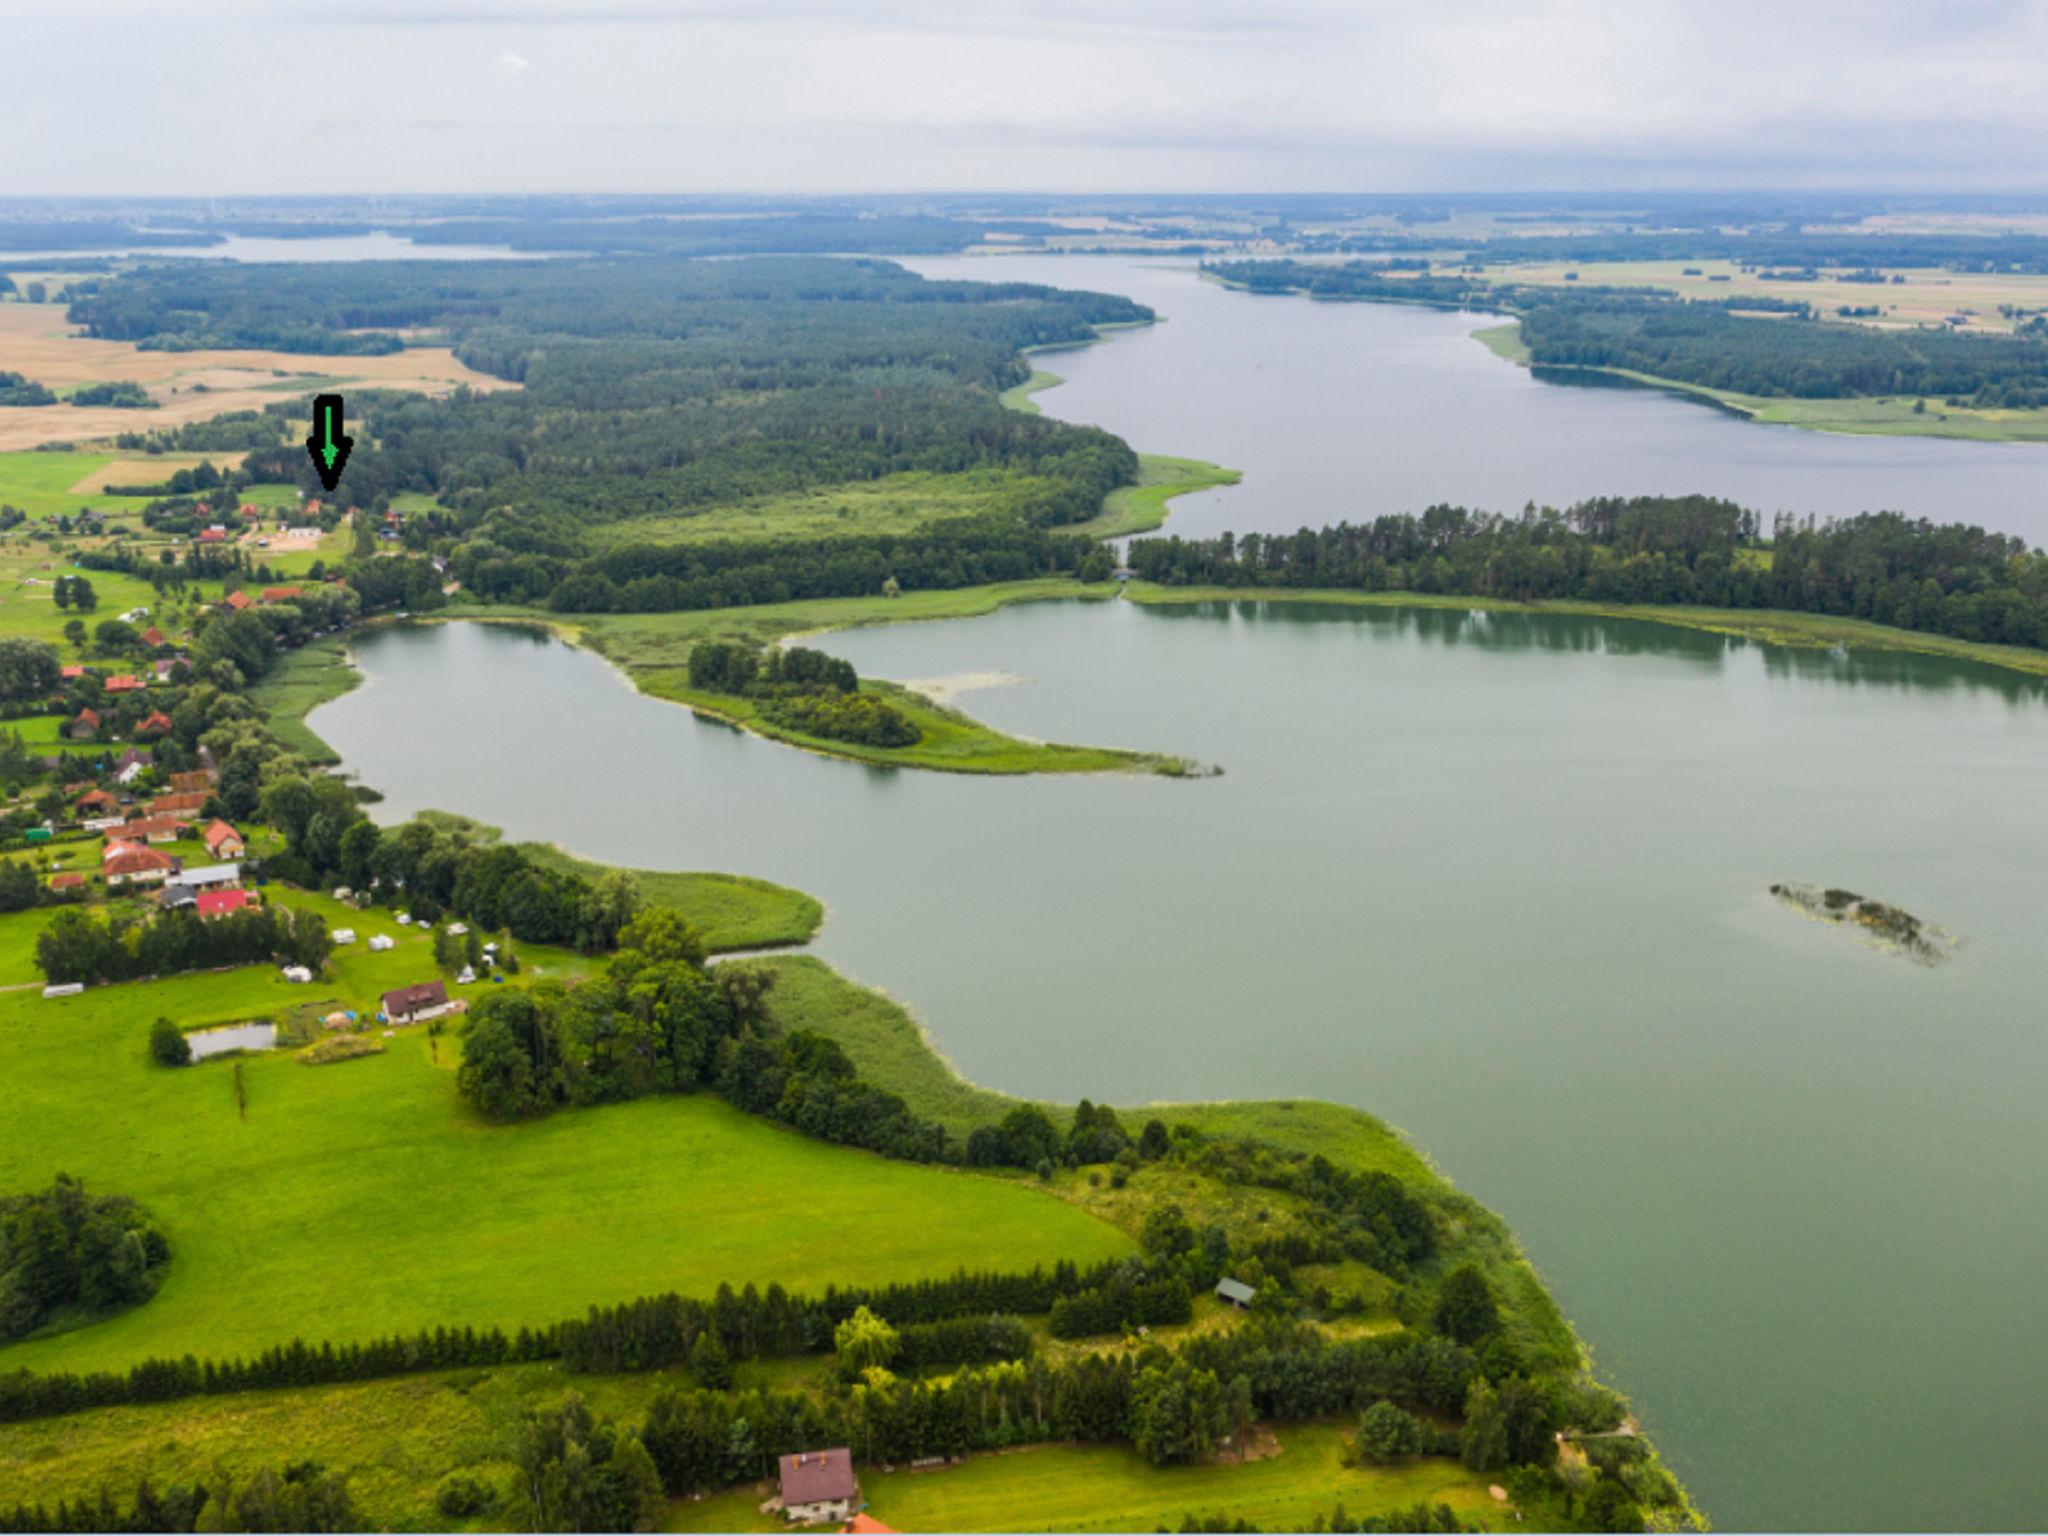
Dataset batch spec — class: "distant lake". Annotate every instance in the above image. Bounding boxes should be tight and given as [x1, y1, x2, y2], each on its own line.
[0, 231, 554, 263]
[314, 610, 2048, 1533]
[907, 254, 2048, 546]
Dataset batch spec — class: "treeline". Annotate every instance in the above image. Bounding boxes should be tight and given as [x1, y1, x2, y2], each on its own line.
[457, 915, 952, 1161]
[1127, 496, 2048, 652]
[0, 371, 55, 407]
[35, 905, 331, 987]
[687, 641, 918, 747]
[0, 1177, 168, 1342]
[1208, 258, 2048, 406]
[0, 1463, 358, 1535]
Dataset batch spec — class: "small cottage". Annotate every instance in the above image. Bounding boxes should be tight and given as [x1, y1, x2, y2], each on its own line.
[777, 1449, 858, 1525]
[1215, 1278, 1257, 1310]
[381, 981, 453, 1025]
[203, 820, 246, 858]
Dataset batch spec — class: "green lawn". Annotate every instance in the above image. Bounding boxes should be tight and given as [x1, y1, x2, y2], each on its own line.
[0, 931, 1131, 1377]
[672, 1423, 1507, 1534]
[589, 469, 1057, 548]
[0, 452, 130, 518]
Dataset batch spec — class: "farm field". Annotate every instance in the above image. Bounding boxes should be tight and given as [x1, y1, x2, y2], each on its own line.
[672, 1423, 1508, 1534]
[587, 468, 1059, 547]
[0, 302, 515, 451]
[0, 933, 1132, 1376]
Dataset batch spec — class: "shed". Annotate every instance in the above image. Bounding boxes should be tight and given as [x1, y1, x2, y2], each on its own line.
[1215, 1278, 1257, 1310]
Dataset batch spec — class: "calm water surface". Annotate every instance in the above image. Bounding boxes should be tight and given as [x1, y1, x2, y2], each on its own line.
[315, 610, 2048, 1532]
[907, 254, 2048, 543]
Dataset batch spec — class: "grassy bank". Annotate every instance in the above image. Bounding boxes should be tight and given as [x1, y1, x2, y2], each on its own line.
[517, 844, 823, 952]
[1121, 581, 2048, 680]
[246, 634, 359, 763]
[1072, 453, 1244, 538]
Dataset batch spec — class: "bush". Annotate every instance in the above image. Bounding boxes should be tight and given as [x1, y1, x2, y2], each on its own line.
[436, 1473, 494, 1519]
[148, 1017, 191, 1067]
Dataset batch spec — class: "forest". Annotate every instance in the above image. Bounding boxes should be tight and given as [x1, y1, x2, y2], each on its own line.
[1126, 496, 2048, 651]
[1209, 259, 2048, 406]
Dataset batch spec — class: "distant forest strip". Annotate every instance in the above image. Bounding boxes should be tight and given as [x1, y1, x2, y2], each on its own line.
[1125, 496, 2048, 653]
[1209, 259, 2048, 407]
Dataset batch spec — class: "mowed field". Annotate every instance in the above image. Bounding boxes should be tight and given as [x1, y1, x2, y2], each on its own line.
[0, 302, 514, 451]
[0, 902, 1131, 1377]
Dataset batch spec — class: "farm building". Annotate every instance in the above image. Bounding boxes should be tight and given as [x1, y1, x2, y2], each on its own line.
[381, 981, 453, 1025]
[777, 1449, 858, 1525]
[1215, 1278, 1257, 1310]
[196, 889, 253, 919]
[102, 843, 175, 887]
[165, 862, 240, 892]
[203, 820, 245, 858]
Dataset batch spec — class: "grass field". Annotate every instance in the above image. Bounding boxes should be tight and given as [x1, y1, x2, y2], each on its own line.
[0, 931, 1131, 1376]
[0, 451, 154, 519]
[1071, 453, 1242, 538]
[245, 635, 359, 762]
[589, 469, 1056, 548]
[519, 843, 823, 952]
[672, 1422, 1507, 1534]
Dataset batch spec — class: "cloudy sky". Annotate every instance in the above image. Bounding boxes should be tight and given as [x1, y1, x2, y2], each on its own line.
[9, 0, 2048, 195]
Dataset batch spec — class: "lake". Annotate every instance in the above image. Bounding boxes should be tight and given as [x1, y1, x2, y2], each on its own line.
[313, 607, 2048, 1533]
[906, 254, 2048, 545]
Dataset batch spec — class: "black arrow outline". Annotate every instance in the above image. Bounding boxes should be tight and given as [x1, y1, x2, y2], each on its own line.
[305, 393, 354, 492]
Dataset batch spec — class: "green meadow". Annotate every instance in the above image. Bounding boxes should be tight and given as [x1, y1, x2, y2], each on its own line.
[0, 930, 1132, 1377]
[589, 469, 1057, 548]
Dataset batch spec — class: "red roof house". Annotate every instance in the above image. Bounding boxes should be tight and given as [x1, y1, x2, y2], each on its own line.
[76, 787, 115, 812]
[261, 586, 302, 603]
[202, 820, 245, 858]
[198, 528, 227, 544]
[136, 709, 174, 738]
[223, 590, 254, 611]
[196, 888, 253, 919]
[102, 675, 142, 694]
[48, 872, 87, 892]
[111, 815, 187, 844]
[151, 791, 210, 816]
[141, 627, 167, 648]
[67, 708, 100, 741]
[59, 664, 84, 680]
[102, 842, 175, 886]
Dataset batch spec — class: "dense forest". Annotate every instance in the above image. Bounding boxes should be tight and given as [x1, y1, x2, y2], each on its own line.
[1208, 259, 2048, 406]
[0, 1177, 168, 1341]
[67, 257, 1143, 610]
[1127, 496, 2048, 651]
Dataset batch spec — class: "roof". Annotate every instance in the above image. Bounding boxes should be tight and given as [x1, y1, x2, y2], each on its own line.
[168, 770, 212, 793]
[103, 844, 175, 877]
[845, 1518, 898, 1534]
[48, 872, 86, 890]
[196, 889, 253, 917]
[73, 707, 100, 728]
[223, 590, 253, 609]
[140, 627, 166, 647]
[1215, 1278, 1257, 1304]
[137, 710, 173, 734]
[159, 884, 196, 908]
[152, 791, 210, 814]
[778, 1450, 856, 1508]
[198, 528, 227, 543]
[203, 820, 243, 849]
[166, 862, 239, 887]
[382, 981, 449, 1015]
[59, 665, 84, 679]
[261, 586, 302, 602]
[76, 788, 114, 807]
[103, 675, 141, 692]
[111, 815, 185, 842]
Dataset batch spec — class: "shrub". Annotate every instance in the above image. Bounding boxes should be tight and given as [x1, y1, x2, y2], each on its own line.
[148, 1017, 191, 1067]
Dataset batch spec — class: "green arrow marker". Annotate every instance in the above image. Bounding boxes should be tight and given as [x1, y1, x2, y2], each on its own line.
[305, 393, 354, 491]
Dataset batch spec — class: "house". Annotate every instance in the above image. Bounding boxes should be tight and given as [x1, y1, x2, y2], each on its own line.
[165, 862, 240, 892]
[140, 627, 167, 649]
[116, 761, 146, 785]
[223, 590, 254, 610]
[102, 842, 176, 887]
[261, 586, 302, 603]
[240, 504, 261, 520]
[198, 527, 227, 545]
[777, 1450, 858, 1525]
[380, 981, 453, 1025]
[112, 815, 186, 845]
[67, 708, 100, 741]
[102, 675, 142, 695]
[116, 747, 151, 772]
[136, 710, 173, 738]
[1215, 1278, 1257, 1310]
[203, 820, 245, 858]
[168, 769, 213, 794]
[196, 889, 253, 919]
[152, 791, 210, 816]
[152, 658, 183, 681]
[48, 872, 86, 893]
[59, 664, 84, 681]
[76, 788, 115, 814]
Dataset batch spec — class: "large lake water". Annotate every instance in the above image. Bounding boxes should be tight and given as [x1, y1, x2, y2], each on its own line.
[311, 254, 2048, 1531]
[315, 607, 2048, 1533]
[907, 254, 2048, 545]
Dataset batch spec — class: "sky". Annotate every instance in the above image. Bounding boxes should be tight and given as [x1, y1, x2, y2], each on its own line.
[9, 0, 2048, 196]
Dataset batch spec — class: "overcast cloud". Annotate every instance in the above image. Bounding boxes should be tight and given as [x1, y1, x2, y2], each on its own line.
[8, 0, 2048, 194]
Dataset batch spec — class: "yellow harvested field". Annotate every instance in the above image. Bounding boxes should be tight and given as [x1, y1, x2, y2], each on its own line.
[65, 452, 249, 493]
[0, 304, 514, 450]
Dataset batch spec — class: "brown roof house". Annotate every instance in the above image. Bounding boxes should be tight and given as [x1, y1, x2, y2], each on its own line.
[381, 982, 454, 1026]
[67, 708, 100, 741]
[102, 841, 176, 888]
[152, 791, 210, 816]
[203, 820, 245, 858]
[777, 1450, 858, 1525]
